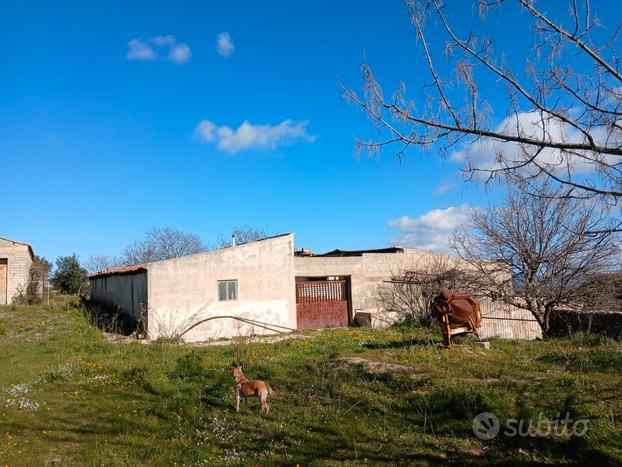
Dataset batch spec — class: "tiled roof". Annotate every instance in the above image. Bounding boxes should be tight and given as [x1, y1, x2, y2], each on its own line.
[88, 264, 146, 279]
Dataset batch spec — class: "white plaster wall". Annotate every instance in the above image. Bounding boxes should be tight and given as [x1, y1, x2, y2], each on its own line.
[0, 239, 33, 304]
[147, 234, 296, 342]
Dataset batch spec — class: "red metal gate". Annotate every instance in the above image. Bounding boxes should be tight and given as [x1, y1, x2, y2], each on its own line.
[296, 279, 349, 329]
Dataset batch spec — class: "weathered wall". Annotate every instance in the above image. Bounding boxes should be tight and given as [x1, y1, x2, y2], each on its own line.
[0, 238, 33, 304]
[295, 249, 460, 326]
[90, 272, 148, 321]
[147, 234, 296, 342]
[295, 249, 540, 340]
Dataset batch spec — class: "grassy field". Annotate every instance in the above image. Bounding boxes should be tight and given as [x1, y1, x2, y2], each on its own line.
[1, 298, 621, 466]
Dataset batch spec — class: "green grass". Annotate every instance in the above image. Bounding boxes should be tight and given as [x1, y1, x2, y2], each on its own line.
[0, 299, 621, 465]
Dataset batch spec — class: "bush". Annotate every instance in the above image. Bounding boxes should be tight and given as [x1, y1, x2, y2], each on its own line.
[50, 254, 87, 295]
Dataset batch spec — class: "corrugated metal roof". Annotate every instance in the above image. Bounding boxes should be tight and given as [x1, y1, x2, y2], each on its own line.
[296, 247, 405, 257]
[88, 264, 146, 279]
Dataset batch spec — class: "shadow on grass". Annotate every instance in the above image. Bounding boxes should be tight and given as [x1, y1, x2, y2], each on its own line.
[489, 428, 619, 465]
[231, 411, 454, 465]
[362, 336, 443, 349]
[539, 349, 622, 373]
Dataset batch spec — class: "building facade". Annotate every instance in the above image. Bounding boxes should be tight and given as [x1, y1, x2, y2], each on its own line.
[89, 233, 541, 342]
[90, 234, 296, 341]
[146, 233, 296, 341]
[0, 237, 34, 305]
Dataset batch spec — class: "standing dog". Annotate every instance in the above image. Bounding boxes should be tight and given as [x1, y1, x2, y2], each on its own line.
[231, 366, 278, 413]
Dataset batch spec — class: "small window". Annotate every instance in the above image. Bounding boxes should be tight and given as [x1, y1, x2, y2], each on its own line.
[218, 280, 238, 301]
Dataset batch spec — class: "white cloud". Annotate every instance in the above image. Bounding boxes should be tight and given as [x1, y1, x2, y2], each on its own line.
[434, 179, 453, 195]
[169, 43, 192, 64]
[216, 32, 235, 57]
[127, 38, 157, 61]
[449, 111, 621, 176]
[389, 204, 472, 253]
[151, 35, 175, 47]
[195, 119, 316, 153]
[127, 35, 191, 64]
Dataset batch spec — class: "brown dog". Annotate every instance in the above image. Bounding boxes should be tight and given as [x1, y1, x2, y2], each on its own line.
[231, 366, 278, 413]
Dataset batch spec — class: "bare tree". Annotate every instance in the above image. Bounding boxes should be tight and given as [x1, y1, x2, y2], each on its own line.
[574, 271, 622, 311]
[123, 227, 207, 265]
[84, 255, 124, 274]
[451, 183, 619, 336]
[344, 0, 622, 201]
[378, 255, 478, 324]
[215, 226, 270, 248]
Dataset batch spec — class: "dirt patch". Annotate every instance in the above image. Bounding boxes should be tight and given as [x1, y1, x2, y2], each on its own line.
[102, 331, 310, 347]
[103, 332, 145, 344]
[337, 357, 415, 374]
[194, 333, 310, 347]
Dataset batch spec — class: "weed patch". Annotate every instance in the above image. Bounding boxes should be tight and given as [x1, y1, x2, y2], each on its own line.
[170, 351, 205, 381]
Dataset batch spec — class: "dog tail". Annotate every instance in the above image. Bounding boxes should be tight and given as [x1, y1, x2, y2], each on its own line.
[268, 385, 279, 398]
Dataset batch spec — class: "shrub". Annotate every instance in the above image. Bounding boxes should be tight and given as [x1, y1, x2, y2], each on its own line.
[50, 254, 87, 295]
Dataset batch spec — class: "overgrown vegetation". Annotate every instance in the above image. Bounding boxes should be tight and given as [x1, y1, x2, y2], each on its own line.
[13, 256, 52, 305]
[1, 299, 621, 465]
[50, 254, 87, 295]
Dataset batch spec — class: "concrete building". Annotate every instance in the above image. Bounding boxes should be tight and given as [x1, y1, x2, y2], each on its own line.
[294, 247, 459, 328]
[89, 234, 296, 341]
[0, 237, 34, 305]
[146, 233, 295, 341]
[89, 233, 541, 342]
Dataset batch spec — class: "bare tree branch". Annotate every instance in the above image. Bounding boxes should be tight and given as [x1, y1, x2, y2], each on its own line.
[123, 227, 207, 265]
[344, 0, 622, 201]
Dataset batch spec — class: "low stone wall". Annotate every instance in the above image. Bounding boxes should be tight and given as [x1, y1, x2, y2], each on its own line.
[549, 309, 622, 339]
[478, 299, 543, 340]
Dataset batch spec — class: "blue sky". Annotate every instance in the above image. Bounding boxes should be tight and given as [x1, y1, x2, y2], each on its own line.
[2, 1, 616, 262]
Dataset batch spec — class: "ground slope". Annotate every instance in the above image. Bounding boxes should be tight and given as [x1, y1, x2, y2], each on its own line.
[1, 298, 621, 465]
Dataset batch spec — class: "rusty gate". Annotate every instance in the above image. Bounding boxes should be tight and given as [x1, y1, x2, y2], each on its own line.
[295, 279, 349, 329]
